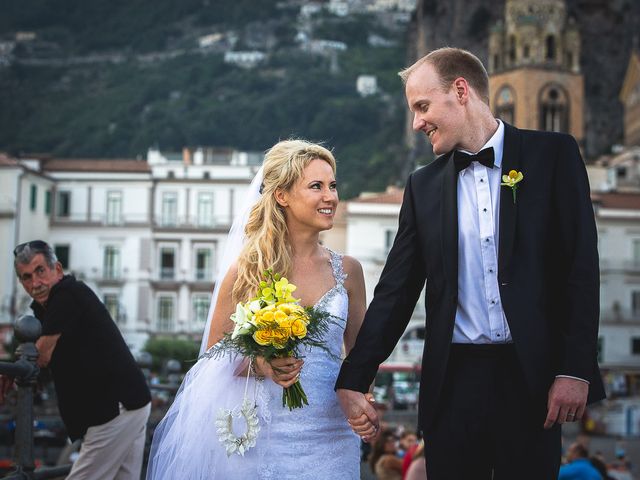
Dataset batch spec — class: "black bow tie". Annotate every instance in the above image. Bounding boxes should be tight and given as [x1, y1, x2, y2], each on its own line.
[454, 147, 495, 174]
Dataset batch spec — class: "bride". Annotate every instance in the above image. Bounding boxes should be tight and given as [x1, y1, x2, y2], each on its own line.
[147, 139, 367, 479]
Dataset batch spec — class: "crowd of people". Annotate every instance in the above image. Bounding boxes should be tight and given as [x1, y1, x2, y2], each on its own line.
[362, 426, 425, 480]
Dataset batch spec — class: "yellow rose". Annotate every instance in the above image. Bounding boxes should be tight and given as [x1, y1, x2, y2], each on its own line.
[278, 304, 293, 315]
[288, 304, 305, 315]
[274, 309, 288, 322]
[253, 329, 273, 346]
[271, 327, 290, 349]
[291, 319, 307, 338]
[278, 318, 293, 330]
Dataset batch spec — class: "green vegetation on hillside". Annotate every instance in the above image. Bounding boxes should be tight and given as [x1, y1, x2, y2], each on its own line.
[0, 1, 410, 197]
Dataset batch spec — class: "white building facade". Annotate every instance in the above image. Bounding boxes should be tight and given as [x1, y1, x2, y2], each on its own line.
[0, 148, 261, 355]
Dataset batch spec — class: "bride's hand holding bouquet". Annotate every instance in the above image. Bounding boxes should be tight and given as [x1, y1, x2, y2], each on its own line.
[252, 355, 303, 389]
[210, 268, 336, 410]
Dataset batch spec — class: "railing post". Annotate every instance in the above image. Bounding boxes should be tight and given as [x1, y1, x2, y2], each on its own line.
[12, 315, 41, 479]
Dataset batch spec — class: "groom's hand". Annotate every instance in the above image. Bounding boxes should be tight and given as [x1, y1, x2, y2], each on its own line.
[544, 377, 588, 429]
[337, 388, 379, 442]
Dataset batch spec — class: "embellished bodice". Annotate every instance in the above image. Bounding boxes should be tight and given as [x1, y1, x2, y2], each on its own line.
[301, 248, 349, 365]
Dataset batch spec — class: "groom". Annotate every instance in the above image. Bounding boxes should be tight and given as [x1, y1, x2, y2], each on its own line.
[335, 47, 605, 479]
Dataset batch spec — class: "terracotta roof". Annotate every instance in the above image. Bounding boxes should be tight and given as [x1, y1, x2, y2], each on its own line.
[42, 158, 150, 173]
[592, 192, 640, 210]
[352, 186, 404, 204]
[0, 153, 19, 166]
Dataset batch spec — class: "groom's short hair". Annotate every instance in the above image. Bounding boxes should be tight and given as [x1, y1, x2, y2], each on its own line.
[399, 47, 490, 106]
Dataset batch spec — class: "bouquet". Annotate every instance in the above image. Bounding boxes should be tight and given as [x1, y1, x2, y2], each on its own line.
[211, 268, 336, 410]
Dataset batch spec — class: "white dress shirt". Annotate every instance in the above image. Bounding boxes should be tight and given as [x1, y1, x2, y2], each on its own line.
[453, 120, 512, 344]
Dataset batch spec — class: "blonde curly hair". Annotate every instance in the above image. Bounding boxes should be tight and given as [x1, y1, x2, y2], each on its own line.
[232, 139, 336, 302]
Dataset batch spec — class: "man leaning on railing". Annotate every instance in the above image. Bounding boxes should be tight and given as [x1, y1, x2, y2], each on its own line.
[1, 240, 151, 480]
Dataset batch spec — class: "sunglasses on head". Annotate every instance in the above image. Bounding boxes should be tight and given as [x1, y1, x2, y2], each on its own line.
[13, 240, 50, 257]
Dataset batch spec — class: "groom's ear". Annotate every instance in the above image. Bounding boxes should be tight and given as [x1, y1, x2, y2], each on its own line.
[274, 188, 289, 207]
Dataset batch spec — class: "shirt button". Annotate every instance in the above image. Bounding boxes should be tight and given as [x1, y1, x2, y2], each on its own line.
[483, 208, 487, 212]
[491, 300, 496, 304]
[489, 269, 493, 273]
[485, 238, 490, 242]
[480, 179, 484, 182]
[497, 333, 501, 337]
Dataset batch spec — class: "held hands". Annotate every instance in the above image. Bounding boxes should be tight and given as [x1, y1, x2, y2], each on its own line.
[254, 356, 304, 389]
[336, 389, 380, 443]
[544, 377, 589, 429]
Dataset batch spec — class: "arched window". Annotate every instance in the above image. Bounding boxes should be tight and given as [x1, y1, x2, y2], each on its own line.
[545, 35, 556, 60]
[495, 86, 515, 125]
[539, 84, 569, 133]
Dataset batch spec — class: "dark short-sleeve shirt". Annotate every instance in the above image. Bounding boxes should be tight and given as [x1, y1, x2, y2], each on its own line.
[31, 275, 151, 441]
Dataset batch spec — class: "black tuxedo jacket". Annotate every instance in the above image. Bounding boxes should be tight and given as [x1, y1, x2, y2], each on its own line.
[336, 123, 606, 430]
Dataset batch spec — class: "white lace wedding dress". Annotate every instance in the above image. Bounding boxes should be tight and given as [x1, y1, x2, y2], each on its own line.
[147, 250, 360, 480]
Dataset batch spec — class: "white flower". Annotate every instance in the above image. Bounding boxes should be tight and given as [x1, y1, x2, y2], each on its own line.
[248, 299, 262, 313]
[231, 303, 255, 339]
[231, 303, 250, 325]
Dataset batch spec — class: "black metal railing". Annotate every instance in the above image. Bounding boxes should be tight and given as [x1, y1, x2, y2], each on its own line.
[0, 316, 72, 480]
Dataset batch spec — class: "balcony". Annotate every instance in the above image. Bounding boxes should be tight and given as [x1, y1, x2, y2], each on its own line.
[153, 215, 232, 232]
[600, 307, 640, 324]
[0, 199, 15, 217]
[52, 213, 149, 227]
[600, 259, 640, 274]
[160, 267, 175, 280]
[97, 268, 124, 287]
[195, 269, 213, 282]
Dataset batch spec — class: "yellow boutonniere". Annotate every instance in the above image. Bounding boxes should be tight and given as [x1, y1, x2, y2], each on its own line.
[501, 170, 523, 204]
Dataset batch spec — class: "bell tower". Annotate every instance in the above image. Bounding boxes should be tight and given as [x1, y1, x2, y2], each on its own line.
[488, 0, 584, 144]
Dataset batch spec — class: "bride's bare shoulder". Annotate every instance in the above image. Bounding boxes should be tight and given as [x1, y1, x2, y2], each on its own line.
[341, 255, 364, 285]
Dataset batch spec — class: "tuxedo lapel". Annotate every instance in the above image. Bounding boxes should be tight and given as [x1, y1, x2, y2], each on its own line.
[441, 152, 458, 288]
[498, 123, 522, 284]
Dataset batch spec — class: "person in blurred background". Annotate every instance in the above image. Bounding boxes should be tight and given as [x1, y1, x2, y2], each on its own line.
[370, 429, 403, 480]
[405, 440, 427, 480]
[558, 442, 602, 480]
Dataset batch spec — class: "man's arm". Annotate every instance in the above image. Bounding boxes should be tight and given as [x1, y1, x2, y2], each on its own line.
[336, 173, 427, 436]
[544, 134, 599, 428]
[35, 334, 61, 368]
[337, 174, 426, 390]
